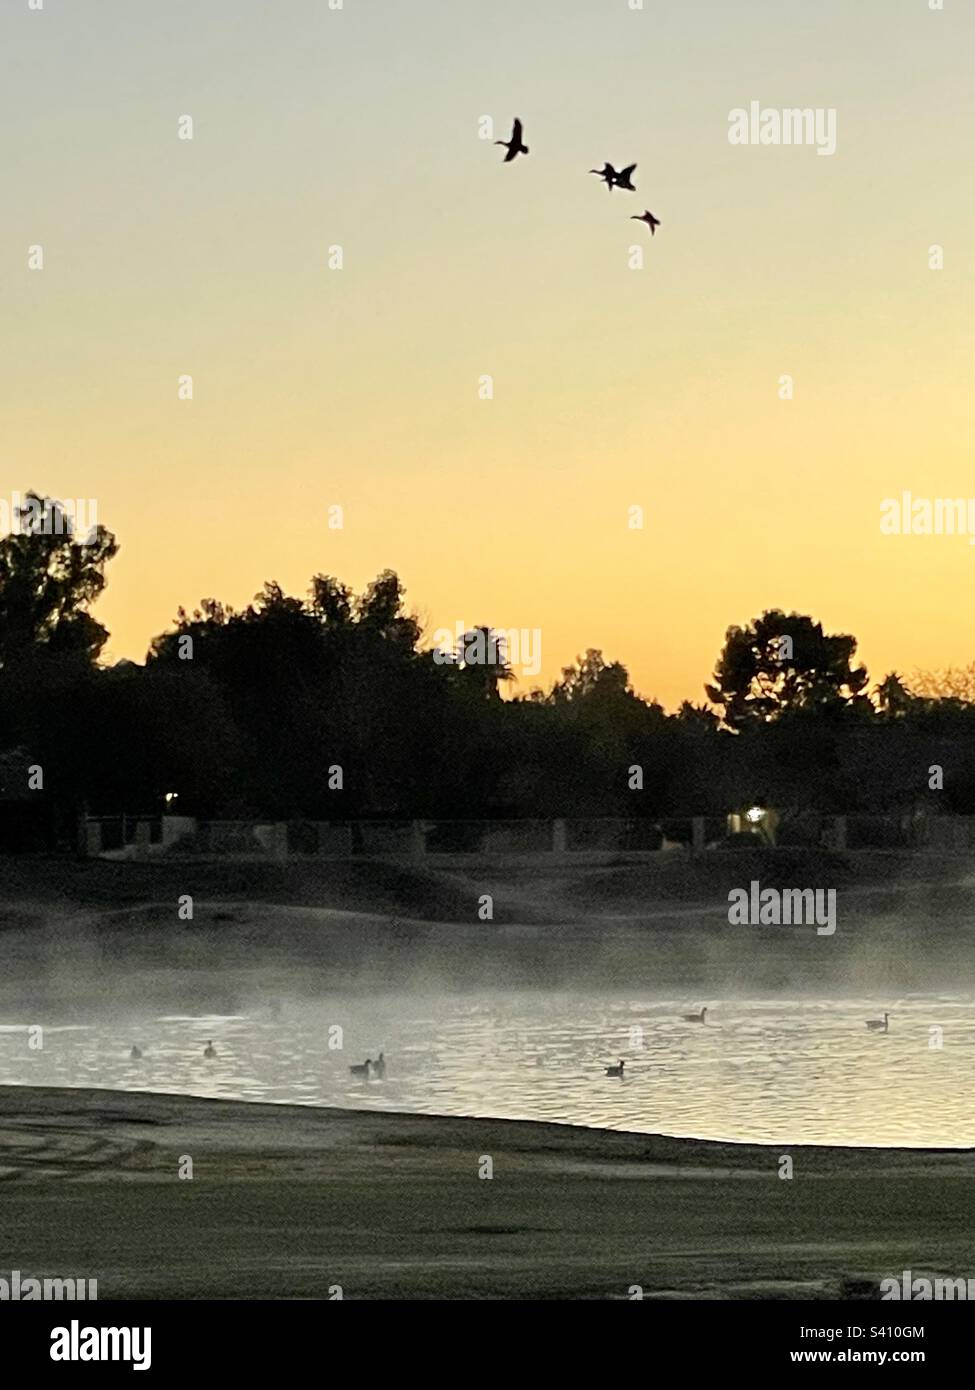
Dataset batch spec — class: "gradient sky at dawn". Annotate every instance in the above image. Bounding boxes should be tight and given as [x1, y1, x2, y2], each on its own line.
[3, 0, 973, 707]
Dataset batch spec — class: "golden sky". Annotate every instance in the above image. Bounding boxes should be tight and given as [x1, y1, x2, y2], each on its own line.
[4, 0, 973, 707]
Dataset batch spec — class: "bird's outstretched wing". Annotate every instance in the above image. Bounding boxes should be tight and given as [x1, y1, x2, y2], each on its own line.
[504, 145, 519, 162]
[512, 118, 523, 144]
[620, 163, 637, 180]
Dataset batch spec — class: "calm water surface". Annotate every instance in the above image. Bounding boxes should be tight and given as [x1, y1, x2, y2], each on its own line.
[2, 991, 972, 1147]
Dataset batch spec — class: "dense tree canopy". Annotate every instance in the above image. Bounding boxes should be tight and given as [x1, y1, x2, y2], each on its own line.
[3, 498, 975, 836]
[0, 493, 118, 671]
[706, 610, 871, 728]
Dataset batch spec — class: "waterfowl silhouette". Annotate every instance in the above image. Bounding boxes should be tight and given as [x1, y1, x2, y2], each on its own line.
[681, 1007, 708, 1024]
[496, 118, 528, 162]
[373, 1052, 386, 1079]
[865, 1012, 889, 1033]
[130, 1045, 142, 1061]
[632, 210, 661, 236]
[605, 1059, 625, 1077]
[349, 1058, 372, 1077]
[203, 1040, 216, 1059]
[591, 161, 637, 192]
[589, 162, 620, 191]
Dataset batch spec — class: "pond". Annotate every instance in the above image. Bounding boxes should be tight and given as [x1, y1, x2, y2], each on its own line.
[2, 988, 971, 1147]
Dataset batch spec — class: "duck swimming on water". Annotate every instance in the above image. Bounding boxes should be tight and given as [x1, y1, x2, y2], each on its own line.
[681, 1007, 708, 1024]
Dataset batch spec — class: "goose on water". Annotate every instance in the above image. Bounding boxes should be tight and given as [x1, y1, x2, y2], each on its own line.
[681, 1007, 708, 1024]
[349, 1058, 372, 1077]
[865, 1013, 889, 1033]
[130, 1045, 142, 1061]
[203, 1040, 216, 1059]
[605, 1059, 625, 1077]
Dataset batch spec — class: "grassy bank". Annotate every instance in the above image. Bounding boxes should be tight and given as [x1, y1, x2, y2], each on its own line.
[3, 845, 974, 926]
[1, 1085, 972, 1299]
[4, 847, 975, 1000]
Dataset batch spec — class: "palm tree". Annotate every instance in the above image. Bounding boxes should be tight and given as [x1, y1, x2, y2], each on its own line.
[876, 671, 914, 718]
[456, 627, 515, 700]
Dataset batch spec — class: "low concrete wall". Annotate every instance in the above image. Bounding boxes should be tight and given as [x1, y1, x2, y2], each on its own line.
[83, 813, 970, 862]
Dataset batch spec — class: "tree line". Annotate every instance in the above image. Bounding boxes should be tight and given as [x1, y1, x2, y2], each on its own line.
[2, 494, 974, 835]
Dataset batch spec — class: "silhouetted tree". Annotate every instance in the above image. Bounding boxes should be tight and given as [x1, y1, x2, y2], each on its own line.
[0, 493, 118, 670]
[9, 501, 975, 839]
[453, 627, 515, 701]
[876, 672, 915, 719]
[706, 610, 870, 729]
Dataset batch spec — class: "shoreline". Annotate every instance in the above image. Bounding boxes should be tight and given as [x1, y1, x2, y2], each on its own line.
[3, 1084, 973, 1299]
[4, 1079, 975, 1155]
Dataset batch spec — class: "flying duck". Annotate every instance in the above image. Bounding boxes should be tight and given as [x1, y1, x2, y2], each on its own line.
[496, 118, 529, 162]
[632, 210, 661, 236]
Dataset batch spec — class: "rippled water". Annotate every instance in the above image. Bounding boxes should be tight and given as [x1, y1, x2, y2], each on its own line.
[2, 990, 973, 1147]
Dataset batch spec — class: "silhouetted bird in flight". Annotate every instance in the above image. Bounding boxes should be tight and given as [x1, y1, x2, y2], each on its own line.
[632, 210, 661, 236]
[496, 118, 529, 162]
[590, 162, 618, 191]
[589, 162, 637, 192]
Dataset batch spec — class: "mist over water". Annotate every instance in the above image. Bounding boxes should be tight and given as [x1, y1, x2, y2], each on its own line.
[3, 881, 975, 1148]
[2, 958, 973, 1146]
